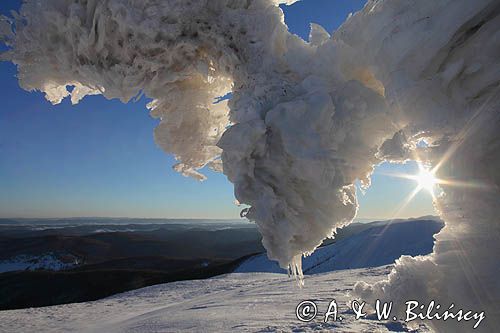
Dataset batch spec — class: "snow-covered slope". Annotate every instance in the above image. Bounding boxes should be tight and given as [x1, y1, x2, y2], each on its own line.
[236, 219, 443, 274]
[0, 266, 430, 333]
[0, 218, 472, 332]
[0, 253, 81, 273]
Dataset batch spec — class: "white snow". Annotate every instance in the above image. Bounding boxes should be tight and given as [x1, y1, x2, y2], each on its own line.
[0, 266, 421, 333]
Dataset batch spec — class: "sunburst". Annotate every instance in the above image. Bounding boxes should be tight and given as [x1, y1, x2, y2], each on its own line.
[408, 164, 438, 196]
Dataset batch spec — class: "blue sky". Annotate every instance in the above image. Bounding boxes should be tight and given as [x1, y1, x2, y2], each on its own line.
[0, 0, 435, 219]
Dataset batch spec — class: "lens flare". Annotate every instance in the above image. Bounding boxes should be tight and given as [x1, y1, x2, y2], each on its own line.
[414, 167, 437, 193]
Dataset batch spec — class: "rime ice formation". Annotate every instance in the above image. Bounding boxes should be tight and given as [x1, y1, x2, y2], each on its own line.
[341, 2, 500, 332]
[1, 0, 499, 331]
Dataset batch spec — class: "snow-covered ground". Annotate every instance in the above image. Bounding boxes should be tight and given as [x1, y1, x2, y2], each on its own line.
[0, 253, 81, 273]
[0, 218, 443, 332]
[0, 266, 433, 332]
[236, 219, 442, 274]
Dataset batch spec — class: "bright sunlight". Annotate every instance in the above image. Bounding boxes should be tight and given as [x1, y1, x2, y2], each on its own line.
[414, 167, 438, 193]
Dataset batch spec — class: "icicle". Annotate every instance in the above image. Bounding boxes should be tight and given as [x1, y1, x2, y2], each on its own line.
[289, 255, 304, 287]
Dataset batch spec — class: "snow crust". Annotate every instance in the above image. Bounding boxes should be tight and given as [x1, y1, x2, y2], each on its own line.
[1, 1, 499, 331]
[0, 266, 402, 333]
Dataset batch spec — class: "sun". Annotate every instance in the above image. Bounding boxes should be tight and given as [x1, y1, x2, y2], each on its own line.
[415, 168, 437, 193]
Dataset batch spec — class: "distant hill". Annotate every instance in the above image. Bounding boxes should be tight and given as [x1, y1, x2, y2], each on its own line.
[235, 217, 443, 274]
[0, 227, 265, 263]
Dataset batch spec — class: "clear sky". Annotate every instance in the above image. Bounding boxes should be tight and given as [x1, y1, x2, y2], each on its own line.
[0, 0, 436, 220]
